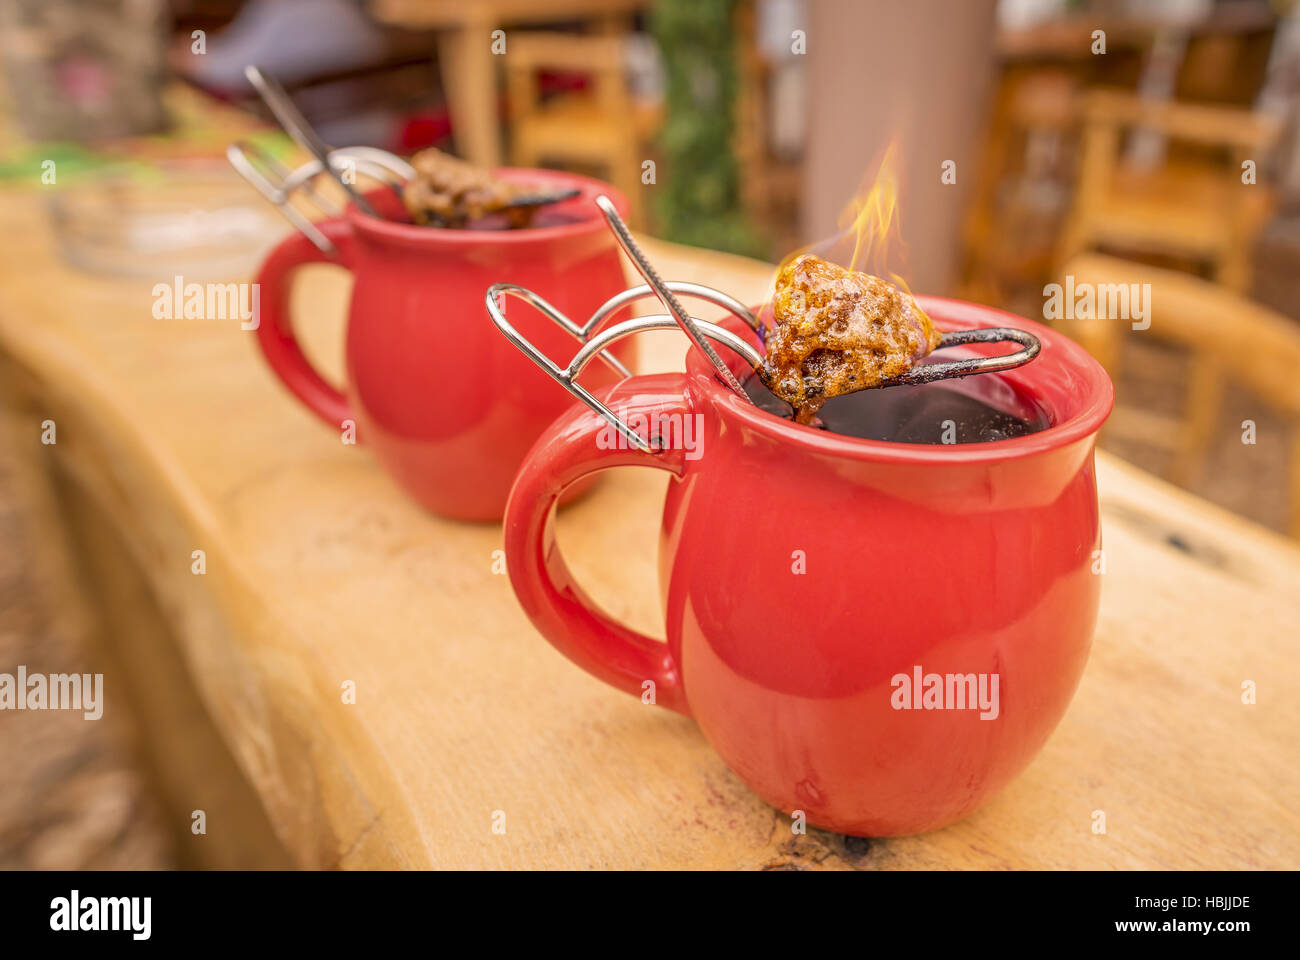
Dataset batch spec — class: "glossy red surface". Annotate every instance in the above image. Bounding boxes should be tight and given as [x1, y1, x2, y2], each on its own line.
[254, 171, 633, 521]
[504, 299, 1113, 836]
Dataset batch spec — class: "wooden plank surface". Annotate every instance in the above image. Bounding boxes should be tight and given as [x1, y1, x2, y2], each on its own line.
[1, 188, 1297, 868]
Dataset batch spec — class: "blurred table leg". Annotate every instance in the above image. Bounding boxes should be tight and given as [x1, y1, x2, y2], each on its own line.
[437, 20, 502, 167]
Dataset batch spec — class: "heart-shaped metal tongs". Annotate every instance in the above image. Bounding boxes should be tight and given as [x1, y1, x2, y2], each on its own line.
[485, 197, 1040, 452]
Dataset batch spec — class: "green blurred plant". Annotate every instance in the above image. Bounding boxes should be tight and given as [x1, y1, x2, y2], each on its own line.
[650, 0, 766, 258]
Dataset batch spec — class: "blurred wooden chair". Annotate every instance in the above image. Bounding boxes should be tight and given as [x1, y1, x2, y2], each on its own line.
[959, 67, 1082, 306]
[1064, 252, 1300, 538]
[504, 31, 661, 227]
[1058, 88, 1281, 293]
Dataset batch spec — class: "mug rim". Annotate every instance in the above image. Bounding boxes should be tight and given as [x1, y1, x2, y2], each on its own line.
[343, 168, 630, 245]
[685, 296, 1114, 465]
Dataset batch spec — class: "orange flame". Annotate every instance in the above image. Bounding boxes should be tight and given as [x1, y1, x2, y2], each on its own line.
[777, 140, 910, 292]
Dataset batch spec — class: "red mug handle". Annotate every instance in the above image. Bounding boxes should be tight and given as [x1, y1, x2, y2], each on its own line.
[254, 219, 357, 431]
[504, 373, 693, 715]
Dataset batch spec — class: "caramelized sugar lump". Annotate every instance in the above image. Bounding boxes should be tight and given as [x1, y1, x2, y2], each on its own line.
[762, 254, 943, 424]
[402, 148, 534, 228]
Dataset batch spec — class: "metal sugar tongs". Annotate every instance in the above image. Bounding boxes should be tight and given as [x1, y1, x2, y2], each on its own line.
[229, 65, 586, 250]
[227, 139, 409, 254]
[485, 196, 1042, 453]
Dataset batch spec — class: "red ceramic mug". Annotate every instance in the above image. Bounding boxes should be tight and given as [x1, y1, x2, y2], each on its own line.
[254, 172, 632, 521]
[504, 299, 1113, 836]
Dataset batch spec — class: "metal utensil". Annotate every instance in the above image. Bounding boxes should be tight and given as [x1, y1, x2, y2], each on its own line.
[486, 196, 1041, 452]
[227, 140, 410, 254]
[594, 195, 754, 402]
[244, 64, 381, 217]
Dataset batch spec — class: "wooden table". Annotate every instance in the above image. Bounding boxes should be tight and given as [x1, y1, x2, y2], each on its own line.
[371, 0, 647, 168]
[1, 184, 1298, 868]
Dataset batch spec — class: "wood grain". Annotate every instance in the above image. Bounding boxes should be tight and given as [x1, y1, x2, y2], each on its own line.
[0, 191, 1297, 868]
